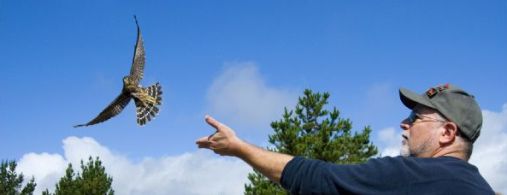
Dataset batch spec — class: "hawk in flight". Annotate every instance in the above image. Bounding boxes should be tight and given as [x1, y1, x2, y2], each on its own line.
[75, 16, 162, 127]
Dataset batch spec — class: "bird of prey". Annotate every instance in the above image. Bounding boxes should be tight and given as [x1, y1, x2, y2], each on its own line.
[75, 16, 162, 127]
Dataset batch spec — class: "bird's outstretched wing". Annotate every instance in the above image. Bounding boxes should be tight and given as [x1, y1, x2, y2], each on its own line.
[129, 15, 145, 85]
[74, 93, 132, 127]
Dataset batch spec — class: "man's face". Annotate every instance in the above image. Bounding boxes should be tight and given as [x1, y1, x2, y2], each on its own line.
[400, 105, 447, 157]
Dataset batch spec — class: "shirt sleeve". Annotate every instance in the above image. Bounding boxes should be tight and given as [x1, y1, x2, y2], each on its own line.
[280, 156, 411, 194]
[280, 156, 343, 194]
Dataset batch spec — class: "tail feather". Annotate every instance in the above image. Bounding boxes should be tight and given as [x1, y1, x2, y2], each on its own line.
[134, 83, 162, 126]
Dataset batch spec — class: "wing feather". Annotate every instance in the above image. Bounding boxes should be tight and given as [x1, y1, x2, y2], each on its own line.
[129, 15, 145, 84]
[74, 92, 132, 127]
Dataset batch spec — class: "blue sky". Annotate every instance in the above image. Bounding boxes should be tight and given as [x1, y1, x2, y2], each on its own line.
[1, 1, 507, 194]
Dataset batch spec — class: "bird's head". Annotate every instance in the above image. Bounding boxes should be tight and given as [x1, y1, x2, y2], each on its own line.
[123, 76, 130, 85]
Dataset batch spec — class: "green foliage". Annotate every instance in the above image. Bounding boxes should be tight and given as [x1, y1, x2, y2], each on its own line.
[42, 189, 50, 195]
[45, 156, 114, 195]
[244, 89, 378, 194]
[0, 160, 36, 195]
[245, 170, 286, 195]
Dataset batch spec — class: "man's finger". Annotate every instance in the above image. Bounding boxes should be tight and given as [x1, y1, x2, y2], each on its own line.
[205, 115, 225, 131]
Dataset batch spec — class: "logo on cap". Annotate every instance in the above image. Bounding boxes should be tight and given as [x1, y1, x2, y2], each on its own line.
[426, 83, 450, 98]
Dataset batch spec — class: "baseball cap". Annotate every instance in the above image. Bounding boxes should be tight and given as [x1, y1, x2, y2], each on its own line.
[399, 83, 482, 142]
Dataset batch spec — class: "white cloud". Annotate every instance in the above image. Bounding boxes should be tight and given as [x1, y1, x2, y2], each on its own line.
[376, 127, 402, 157]
[206, 62, 297, 140]
[16, 153, 67, 192]
[17, 137, 251, 195]
[470, 104, 507, 194]
[375, 103, 507, 194]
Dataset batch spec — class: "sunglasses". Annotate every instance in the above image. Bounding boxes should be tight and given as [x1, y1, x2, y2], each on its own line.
[406, 112, 447, 125]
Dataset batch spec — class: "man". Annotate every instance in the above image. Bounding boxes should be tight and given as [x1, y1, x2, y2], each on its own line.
[196, 84, 494, 194]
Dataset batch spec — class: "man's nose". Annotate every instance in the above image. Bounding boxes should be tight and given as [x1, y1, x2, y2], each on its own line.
[400, 119, 410, 130]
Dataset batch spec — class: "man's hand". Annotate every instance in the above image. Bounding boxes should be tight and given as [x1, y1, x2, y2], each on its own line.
[196, 115, 244, 156]
[196, 115, 293, 183]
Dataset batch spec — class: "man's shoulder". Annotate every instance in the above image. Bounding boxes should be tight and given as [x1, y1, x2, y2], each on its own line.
[282, 156, 494, 194]
[370, 156, 493, 192]
[370, 156, 476, 171]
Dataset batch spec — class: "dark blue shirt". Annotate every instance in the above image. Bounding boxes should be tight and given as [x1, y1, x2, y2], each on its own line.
[280, 156, 494, 194]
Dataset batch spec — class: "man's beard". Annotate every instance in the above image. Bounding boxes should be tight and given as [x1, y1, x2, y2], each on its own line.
[401, 135, 410, 157]
[400, 134, 435, 157]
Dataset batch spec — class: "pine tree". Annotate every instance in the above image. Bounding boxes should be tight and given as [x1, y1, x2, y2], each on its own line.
[0, 160, 36, 195]
[54, 164, 79, 195]
[78, 156, 114, 195]
[44, 156, 114, 195]
[244, 89, 378, 194]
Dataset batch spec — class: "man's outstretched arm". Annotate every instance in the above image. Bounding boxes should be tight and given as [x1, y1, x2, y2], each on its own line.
[196, 115, 294, 183]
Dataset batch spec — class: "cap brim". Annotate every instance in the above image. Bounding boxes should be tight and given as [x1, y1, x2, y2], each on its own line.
[399, 88, 435, 110]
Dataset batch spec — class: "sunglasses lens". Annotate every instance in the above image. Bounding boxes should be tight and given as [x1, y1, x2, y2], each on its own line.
[408, 112, 416, 123]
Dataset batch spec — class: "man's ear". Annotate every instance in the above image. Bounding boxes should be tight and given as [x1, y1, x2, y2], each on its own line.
[440, 122, 459, 144]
